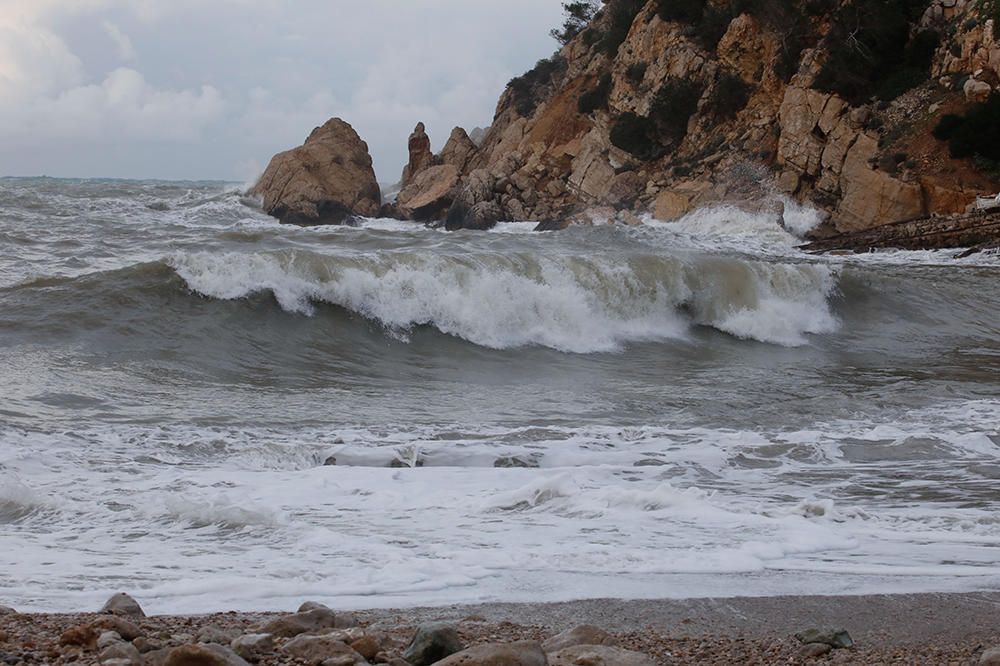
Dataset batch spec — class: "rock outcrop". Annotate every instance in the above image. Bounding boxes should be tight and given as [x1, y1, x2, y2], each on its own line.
[252, 118, 381, 226]
[401, 122, 434, 188]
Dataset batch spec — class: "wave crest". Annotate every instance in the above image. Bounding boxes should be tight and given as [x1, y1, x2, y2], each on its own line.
[169, 248, 838, 351]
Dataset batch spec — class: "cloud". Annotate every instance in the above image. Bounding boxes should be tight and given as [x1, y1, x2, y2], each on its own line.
[0, 0, 565, 180]
[101, 20, 134, 61]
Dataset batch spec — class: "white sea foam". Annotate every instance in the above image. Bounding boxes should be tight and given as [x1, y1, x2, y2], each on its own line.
[169, 248, 838, 350]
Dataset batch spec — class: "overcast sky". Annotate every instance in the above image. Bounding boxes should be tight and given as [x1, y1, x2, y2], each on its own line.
[0, 0, 564, 182]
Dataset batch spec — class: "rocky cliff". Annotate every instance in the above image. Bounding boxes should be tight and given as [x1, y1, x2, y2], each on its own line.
[392, 0, 1000, 234]
[255, 0, 1000, 240]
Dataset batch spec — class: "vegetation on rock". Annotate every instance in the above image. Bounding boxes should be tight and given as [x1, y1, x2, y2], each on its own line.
[551, 1, 600, 45]
[578, 73, 614, 114]
[933, 93, 1000, 162]
[507, 56, 568, 117]
[814, 0, 937, 104]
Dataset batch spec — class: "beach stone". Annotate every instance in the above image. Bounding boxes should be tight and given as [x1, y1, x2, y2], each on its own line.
[0, 607, 14, 616]
[60, 624, 99, 648]
[95, 616, 144, 641]
[281, 634, 366, 665]
[163, 643, 251, 666]
[98, 631, 124, 649]
[99, 640, 141, 664]
[260, 608, 339, 637]
[349, 635, 380, 661]
[981, 646, 1000, 665]
[794, 628, 854, 649]
[101, 592, 146, 618]
[550, 645, 654, 666]
[230, 634, 274, 662]
[102, 660, 134, 666]
[132, 637, 163, 654]
[801, 642, 833, 658]
[196, 627, 239, 646]
[434, 640, 547, 666]
[402, 622, 465, 665]
[542, 625, 617, 652]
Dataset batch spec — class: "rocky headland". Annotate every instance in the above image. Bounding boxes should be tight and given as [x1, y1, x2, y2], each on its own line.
[252, 0, 1000, 252]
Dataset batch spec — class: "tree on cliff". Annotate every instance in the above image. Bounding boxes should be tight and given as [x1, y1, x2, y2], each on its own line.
[551, 1, 599, 44]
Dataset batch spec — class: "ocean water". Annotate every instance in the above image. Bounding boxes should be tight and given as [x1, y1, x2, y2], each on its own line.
[1, 177, 998, 614]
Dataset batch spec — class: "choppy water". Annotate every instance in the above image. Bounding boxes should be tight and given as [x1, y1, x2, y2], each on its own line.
[1, 177, 998, 614]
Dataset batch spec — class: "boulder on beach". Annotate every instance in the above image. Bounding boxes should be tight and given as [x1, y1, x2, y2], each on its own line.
[252, 118, 381, 226]
[281, 634, 367, 665]
[163, 643, 251, 666]
[100, 592, 145, 618]
[549, 644, 655, 666]
[542, 625, 617, 652]
[402, 622, 465, 665]
[434, 640, 547, 665]
[794, 627, 854, 649]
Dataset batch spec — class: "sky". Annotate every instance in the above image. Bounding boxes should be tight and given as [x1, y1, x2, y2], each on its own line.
[0, 0, 565, 182]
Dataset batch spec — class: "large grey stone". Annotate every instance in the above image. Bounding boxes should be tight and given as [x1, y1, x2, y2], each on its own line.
[542, 625, 616, 652]
[434, 640, 547, 666]
[981, 646, 1000, 665]
[281, 634, 366, 665]
[100, 593, 145, 618]
[402, 623, 465, 665]
[794, 627, 854, 649]
[259, 608, 339, 638]
[229, 634, 274, 663]
[162, 643, 251, 666]
[549, 645, 654, 666]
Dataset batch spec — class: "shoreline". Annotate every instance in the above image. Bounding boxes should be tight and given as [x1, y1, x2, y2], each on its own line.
[3, 591, 999, 664]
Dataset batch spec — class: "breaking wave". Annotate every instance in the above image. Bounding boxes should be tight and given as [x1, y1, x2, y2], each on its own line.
[169, 249, 839, 351]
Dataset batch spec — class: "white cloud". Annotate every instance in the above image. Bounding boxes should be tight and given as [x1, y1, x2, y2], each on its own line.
[101, 20, 134, 61]
[0, 0, 565, 180]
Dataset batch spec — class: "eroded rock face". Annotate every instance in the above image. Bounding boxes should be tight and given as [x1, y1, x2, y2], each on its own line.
[253, 118, 381, 226]
[401, 122, 435, 188]
[397, 164, 460, 221]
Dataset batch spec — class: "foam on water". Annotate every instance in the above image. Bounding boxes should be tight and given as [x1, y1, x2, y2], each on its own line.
[169, 248, 838, 351]
[2, 178, 999, 614]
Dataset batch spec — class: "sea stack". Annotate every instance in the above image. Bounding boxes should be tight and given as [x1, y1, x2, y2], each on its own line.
[252, 118, 381, 226]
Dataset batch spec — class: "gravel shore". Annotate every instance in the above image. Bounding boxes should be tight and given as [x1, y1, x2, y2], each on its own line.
[1, 592, 998, 664]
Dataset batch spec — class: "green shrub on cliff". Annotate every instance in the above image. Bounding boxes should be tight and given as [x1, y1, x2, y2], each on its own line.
[551, 1, 600, 44]
[814, 0, 938, 104]
[649, 77, 704, 141]
[610, 112, 658, 158]
[934, 93, 1000, 161]
[578, 73, 614, 114]
[508, 56, 568, 117]
[708, 72, 752, 119]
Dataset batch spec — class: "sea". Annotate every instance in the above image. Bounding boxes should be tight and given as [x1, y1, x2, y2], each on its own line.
[1, 177, 998, 614]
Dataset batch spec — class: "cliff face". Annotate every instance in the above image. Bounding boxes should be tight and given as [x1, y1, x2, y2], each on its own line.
[403, 0, 1000, 232]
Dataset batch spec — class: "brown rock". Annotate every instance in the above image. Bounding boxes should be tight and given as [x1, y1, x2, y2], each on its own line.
[542, 626, 617, 652]
[396, 164, 460, 220]
[259, 608, 339, 638]
[440, 127, 479, 173]
[653, 180, 712, 221]
[0, 607, 15, 616]
[281, 634, 366, 665]
[163, 643, 251, 666]
[402, 122, 435, 187]
[549, 645, 655, 666]
[94, 616, 144, 641]
[349, 635, 380, 661]
[59, 624, 99, 649]
[252, 118, 381, 226]
[434, 640, 547, 666]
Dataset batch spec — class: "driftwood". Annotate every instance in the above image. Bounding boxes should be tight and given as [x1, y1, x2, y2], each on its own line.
[799, 209, 1000, 256]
